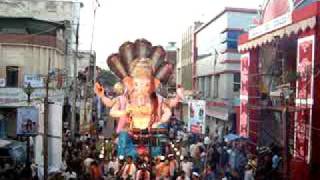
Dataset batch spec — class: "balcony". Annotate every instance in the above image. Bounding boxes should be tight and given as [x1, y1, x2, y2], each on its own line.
[0, 34, 65, 52]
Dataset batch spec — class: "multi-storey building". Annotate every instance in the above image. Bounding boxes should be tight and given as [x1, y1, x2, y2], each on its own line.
[0, 0, 82, 93]
[238, 0, 320, 178]
[0, 0, 82, 171]
[0, 17, 66, 137]
[193, 8, 257, 137]
[177, 22, 203, 124]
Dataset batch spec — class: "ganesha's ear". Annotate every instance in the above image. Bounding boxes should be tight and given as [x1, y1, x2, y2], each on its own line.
[122, 76, 133, 91]
[154, 78, 161, 89]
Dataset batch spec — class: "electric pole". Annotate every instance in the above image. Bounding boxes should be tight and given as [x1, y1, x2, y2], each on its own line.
[43, 57, 51, 180]
[71, 21, 80, 140]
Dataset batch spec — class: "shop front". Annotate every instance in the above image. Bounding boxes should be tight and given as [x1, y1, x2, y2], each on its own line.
[238, 0, 320, 179]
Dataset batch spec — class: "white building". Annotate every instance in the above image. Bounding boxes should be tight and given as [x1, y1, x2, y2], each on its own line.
[0, 0, 82, 90]
[193, 8, 257, 137]
[0, 0, 82, 173]
[176, 22, 203, 125]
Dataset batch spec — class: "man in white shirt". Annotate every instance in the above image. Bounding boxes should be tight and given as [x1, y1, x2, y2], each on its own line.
[107, 157, 119, 174]
[121, 156, 137, 179]
[190, 144, 197, 158]
[180, 157, 193, 178]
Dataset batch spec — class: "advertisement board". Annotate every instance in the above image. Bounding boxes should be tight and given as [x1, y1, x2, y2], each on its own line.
[24, 74, 44, 88]
[16, 107, 38, 136]
[188, 100, 206, 134]
[240, 53, 249, 101]
[294, 35, 315, 163]
[296, 35, 315, 104]
[249, 0, 294, 39]
[239, 100, 248, 137]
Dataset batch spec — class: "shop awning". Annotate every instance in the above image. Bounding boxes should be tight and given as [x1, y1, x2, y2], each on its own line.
[239, 17, 316, 51]
[206, 107, 230, 121]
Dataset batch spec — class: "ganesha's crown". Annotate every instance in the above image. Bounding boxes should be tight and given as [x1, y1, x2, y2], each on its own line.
[107, 38, 173, 84]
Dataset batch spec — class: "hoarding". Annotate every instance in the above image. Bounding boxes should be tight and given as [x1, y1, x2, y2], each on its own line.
[24, 74, 44, 88]
[240, 53, 249, 101]
[294, 35, 315, 163]
[16, 107, 38, 135]
[188, 100, 206, 134]
[239, 101, 248, 137]
[249, 0, 294, 39]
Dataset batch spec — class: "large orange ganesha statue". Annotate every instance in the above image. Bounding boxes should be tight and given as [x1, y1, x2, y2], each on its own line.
[95, 39, 183, 158]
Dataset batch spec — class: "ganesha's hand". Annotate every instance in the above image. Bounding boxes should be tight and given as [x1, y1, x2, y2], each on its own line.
[94, 82, 105, 98]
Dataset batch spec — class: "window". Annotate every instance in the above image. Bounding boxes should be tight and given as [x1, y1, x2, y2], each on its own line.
[205, 76, 211, 98]
[213, 75, 220, 98]
[226, 41, 238, 49]
[227, 31, 242, 40]
[226, 31, 242, 50]
[46, 1, 57, 12]
[233, 73, 240, 92]
[6, 66, 19, 87]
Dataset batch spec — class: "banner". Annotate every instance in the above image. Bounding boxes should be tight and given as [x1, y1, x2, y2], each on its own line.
[240, 100, 248, 137]
[294, 35, 315, 163]
[249, 0, 294, 39]
[296, 35, 314, 104]
[24, 74, 44, 88]
[188, 100, 206, 134]
[240, 53, 249, 101]
[16, 107, 38, 136]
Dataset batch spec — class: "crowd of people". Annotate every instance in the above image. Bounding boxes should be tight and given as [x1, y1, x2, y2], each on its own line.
[55, 123, 282, 180]
[0, 127, 282, 180]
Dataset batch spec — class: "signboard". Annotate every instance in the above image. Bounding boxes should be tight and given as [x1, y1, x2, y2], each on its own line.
[240, 53, 249, 100]
[249, 0, 294, 39]
[16, 107, 39, 135]
[296, 35, 314, 104]
[0, 78, 5, 87]
[239, 101, 248, 137]
[24, 74, 44, 88]
[249, 12, 292, 39]
[188, 100, 206, 134]
[294, 35, 315, 163]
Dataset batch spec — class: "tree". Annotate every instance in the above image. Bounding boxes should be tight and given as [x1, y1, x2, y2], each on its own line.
[97, 69, 119, 87]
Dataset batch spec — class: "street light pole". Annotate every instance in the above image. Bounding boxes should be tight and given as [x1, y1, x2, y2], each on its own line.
[43, 57, 51, 180]
[71, 21, 80, 140]
[23, 82, 34, 178]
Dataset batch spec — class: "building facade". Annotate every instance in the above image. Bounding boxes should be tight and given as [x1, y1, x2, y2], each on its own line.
[0, 0, 82, 172]
[238, 0, 320, 178]
[177, 22, 203, 124]
[193, 8, 257, 137]
[0, 0, 82, 93]
[0, 17, 66, 137]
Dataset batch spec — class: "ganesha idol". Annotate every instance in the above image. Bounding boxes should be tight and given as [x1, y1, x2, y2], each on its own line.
[95, 39, 183, 159]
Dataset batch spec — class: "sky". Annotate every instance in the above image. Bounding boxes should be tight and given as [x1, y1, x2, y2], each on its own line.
[78, 0, 264, 69]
